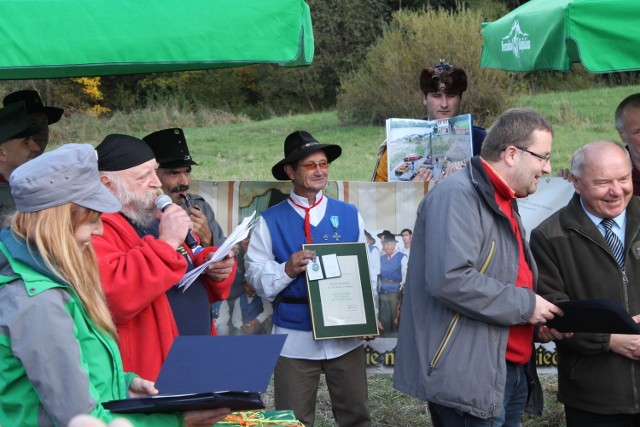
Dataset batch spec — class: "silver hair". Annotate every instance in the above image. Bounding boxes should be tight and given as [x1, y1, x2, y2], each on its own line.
[570, 140, 631, 178]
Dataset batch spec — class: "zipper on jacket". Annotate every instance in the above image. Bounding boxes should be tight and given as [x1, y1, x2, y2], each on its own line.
[489, 403, 497, 417]
[427, 241, 496, 376]
[428, 313, 460, 375]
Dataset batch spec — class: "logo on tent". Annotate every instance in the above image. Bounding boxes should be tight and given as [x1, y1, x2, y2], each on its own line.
[500, 20, 530, 65]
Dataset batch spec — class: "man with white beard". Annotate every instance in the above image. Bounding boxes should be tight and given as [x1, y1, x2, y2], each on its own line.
[92, 134, 236, 381]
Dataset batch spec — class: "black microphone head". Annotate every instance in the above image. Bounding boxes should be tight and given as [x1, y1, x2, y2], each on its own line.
[155, 194, 173, 212]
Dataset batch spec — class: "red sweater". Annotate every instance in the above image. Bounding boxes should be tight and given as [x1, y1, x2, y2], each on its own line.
[482, 161, 534, 364]
[93, 212, 235, 381]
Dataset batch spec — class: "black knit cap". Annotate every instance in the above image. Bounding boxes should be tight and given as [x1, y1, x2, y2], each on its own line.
[96, 134, 156, 171]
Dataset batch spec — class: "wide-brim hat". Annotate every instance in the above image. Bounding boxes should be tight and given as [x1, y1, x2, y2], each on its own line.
[11, 143, 122, 214]
[272, 131, 342, 180]
[377, 230, 397, 243]
[420, 60, 467, 96]
[0, 102, 40, 143]
[3, 90, 64, 125]
[143, 128, 198, 169]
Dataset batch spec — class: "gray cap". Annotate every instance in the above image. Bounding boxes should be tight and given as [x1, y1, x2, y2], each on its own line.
[10, 143, 122, 213]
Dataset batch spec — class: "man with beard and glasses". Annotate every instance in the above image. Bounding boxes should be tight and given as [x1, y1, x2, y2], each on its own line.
[143, 128, 225, 248]
[92, 134, 237, 381]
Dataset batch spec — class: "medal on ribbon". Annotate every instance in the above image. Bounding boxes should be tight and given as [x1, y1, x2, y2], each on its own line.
[330, 215, 341, 241]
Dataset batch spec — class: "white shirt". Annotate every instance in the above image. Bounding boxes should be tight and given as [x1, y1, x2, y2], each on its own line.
[231, 295, 273, 329]
[245, 191, 377, 360]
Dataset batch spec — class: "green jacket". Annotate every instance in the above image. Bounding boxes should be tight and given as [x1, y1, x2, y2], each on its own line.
[531, 193, 640, 415]
[0, 230, 182, 426]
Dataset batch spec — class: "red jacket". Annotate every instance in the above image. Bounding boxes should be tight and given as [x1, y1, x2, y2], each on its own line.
[93, 213, 235, 381]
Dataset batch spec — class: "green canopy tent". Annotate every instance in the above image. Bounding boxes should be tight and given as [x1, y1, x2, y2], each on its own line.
[0, 0, 313, 79]
[480, 0, 640, 73]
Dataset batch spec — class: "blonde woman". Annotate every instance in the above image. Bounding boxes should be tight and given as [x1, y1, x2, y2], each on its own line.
[0, 144, 229, 427]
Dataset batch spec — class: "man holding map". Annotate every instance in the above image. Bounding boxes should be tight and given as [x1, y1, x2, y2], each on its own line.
[372, 59, 486, 182]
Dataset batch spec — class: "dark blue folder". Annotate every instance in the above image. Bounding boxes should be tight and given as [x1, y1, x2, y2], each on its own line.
[105, 334, 286, 414]
[546, 298, 640, 334]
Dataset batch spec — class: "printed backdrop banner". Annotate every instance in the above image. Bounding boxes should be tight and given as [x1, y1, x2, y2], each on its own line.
[192, 178, 574, 374]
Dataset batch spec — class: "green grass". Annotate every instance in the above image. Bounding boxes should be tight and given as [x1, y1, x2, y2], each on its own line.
[51, 84, 640, 183]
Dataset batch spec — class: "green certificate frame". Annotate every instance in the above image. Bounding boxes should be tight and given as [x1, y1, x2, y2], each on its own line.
[303, 242, 379, 340]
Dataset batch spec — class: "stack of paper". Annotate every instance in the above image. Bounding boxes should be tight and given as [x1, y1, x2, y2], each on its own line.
[178, 211, 258, 291]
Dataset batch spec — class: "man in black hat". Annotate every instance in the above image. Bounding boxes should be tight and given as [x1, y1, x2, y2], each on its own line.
[376, 230, 407, 337]
[3, 89, 64, 153]
[143, 128, 225, 248]
[245, 130, 375, 427]
[92, 133, 236, 382]
[372, 59, 487, 182]
[0, 101, 41, 220]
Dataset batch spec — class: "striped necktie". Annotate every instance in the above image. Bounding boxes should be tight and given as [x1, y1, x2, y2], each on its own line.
[601, 218, 625, 269]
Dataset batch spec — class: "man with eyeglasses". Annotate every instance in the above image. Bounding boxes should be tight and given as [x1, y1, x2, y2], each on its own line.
[394, 108, 570, 426]
[245, 130, 376, 427]
[531, 141, 640, 426]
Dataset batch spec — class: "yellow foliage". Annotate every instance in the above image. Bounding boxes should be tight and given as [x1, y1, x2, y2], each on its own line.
[72, 77, 109, 116]
[72, 77, 103, 101]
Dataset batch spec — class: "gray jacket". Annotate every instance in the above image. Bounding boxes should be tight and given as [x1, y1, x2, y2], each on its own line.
[393, 156, 542, 419]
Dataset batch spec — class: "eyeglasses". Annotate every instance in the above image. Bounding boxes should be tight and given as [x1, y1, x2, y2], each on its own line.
[299, 161, 330, 171]
[516, 147, 551, 163]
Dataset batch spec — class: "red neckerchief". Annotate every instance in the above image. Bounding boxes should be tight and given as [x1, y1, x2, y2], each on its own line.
[289, 195, 324, 243]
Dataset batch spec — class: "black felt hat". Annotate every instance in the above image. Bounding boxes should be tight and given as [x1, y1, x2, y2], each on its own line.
[0, 102, 40, 143]
[271, 131, 341, 180]
[142, 128, 198, 169]
[3, 90, 64, 125]
[377, 230, 397, 243]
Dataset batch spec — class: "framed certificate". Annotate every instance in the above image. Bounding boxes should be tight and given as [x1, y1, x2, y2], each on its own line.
[302, 242, 379, 339]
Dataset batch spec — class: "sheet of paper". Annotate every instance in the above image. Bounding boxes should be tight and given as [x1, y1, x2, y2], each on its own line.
[318, 255, 366, 326]
[320, 253, 341, 278]
[178, 211, 257, 291]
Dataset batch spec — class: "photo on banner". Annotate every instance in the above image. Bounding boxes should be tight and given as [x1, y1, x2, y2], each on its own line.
[190, 177, 574, 374]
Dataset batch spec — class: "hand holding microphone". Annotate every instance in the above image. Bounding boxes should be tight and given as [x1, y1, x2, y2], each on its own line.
[155, 195, 202, 253]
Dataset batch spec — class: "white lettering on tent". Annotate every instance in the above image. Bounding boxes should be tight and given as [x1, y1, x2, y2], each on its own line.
[500, 19, 531, 65]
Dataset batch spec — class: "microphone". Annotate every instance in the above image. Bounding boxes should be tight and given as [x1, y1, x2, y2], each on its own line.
[155, 195, 203, 254]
